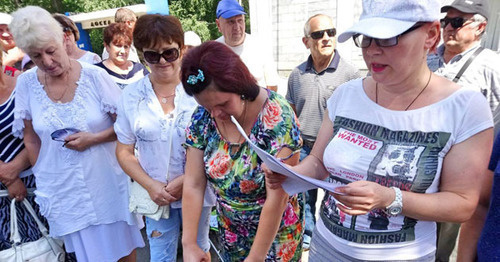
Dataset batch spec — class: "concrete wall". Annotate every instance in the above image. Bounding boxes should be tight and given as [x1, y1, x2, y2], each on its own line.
[251, 0, 366, 76]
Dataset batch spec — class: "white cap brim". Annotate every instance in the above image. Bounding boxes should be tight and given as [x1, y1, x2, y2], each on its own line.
[338, 17, 416, 43]
[0, 13, 12, 25]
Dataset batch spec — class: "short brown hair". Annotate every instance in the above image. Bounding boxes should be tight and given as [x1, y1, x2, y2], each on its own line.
[103, 23, 132, 46]
[53, 14, 80, 41]
[133, 14, 184, 52]
[115, 8, 136, 23]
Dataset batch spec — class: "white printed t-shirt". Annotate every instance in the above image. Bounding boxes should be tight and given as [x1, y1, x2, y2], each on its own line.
[317, 78, 492, 260]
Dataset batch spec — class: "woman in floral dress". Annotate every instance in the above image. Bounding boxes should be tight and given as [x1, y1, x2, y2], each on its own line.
[181, 41, 304, 262]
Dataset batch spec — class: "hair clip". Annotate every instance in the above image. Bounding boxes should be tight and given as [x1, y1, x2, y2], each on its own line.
[187, 69, 205, 85]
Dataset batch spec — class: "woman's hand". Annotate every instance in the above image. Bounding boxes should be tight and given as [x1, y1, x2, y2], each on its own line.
[64, 132, 97, 151]
[333, 180, 394, 216]
[0, 161, 21, 186]
[164, 176, 183, 200]
[7, 178, 27, 202]
[147, 180, 177, 206]
[262, 163, 288, 190]
[182, 243, 209, 262]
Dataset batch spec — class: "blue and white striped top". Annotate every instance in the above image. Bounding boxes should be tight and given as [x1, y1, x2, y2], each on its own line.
[0, 89, 24, 164]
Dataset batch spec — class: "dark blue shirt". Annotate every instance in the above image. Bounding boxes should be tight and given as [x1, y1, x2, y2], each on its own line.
[478, 132, 500, 261]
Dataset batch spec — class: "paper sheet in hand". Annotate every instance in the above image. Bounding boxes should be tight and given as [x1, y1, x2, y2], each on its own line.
[230, 116, 343, 195]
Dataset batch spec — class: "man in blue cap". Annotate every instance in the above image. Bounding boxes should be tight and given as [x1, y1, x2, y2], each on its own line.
[215, 0, 279, 92]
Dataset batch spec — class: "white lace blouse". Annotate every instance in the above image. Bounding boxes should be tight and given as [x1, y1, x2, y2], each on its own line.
[13, 62, 137, 237]
[115, 76, 215, 208]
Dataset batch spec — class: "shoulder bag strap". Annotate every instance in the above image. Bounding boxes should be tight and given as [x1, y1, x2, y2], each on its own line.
[10, 199, 21, 244]
[22, 199, 49, 236]
[9, 197, 50, 244]
[0, 188, 36, 197]
[453, 46, 484, 83]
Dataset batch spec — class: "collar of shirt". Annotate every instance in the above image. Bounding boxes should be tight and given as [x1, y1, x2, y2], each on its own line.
[305, 49, 340, 74]
[439, 43, 482, 65]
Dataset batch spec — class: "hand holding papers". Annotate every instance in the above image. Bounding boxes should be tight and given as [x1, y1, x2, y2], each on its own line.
[230, 116, 343, 195]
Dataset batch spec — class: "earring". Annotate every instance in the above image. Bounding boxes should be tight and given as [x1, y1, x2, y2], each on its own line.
[241, 94, 246, 100]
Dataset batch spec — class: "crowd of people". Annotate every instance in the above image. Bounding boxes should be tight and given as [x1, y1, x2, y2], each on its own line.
[0, 0, 499, 261]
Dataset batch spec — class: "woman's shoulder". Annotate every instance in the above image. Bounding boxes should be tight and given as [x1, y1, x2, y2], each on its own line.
[79, 60, 107, 75]
[326, 78, 363, 103]
[121, 76, 150, 98]
[16, 67, 38, 85]
[190, 105, 210, 123]
[431, 76, 485, 107]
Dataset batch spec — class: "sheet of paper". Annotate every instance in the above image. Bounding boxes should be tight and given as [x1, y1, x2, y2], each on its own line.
[230, 116, 343, 195]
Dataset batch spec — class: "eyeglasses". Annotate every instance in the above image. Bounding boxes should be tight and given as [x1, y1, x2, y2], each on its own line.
[440, 17, 474, 29]
[309, 28, 336, 40]
[353, 23, 423, 48]
[143, 48, 180, 64]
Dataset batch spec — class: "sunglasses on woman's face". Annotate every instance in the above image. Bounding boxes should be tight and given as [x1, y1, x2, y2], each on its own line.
[143, 48, 180, 64]
[352, 23, 423, 48]
[440, 17, 474, 29]
[309, 28, 336, 40]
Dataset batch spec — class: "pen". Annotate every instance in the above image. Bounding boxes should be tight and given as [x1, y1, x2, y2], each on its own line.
[62, 141, 69, 147]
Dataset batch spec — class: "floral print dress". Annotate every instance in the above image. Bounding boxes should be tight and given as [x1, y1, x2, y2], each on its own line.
[186, 91, 304, 261]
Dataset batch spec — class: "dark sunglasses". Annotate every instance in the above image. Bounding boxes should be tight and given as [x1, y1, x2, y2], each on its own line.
[353, 23, 424, 48]
[440, 17, 474, 29]
[309, 28, 336, 40]
[143, 48, 180, 64]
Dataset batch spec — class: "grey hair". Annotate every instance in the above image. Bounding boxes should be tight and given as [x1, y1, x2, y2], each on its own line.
[303, 14, 333, 37]
[9, 6, 64, 52]
[471, 14, 487, 38]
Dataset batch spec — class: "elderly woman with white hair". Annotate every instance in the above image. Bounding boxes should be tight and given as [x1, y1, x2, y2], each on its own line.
[9, 6, 143, 262]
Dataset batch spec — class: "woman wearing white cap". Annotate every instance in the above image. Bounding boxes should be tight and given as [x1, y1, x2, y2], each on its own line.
[0, 12, 24, 70]
[265, 0, 493, 261]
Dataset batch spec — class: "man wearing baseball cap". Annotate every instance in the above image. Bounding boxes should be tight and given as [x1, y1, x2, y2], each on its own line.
[0, 12, 24, 70]
[215, 0, 280, 92]
[426, 1, 500, 260]
[427, 0, 499, 111]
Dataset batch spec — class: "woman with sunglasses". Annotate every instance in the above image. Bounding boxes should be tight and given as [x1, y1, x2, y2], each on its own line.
[10, 6, 144, 262]
[265, 0, 493, 261]
[95, 23, 148, 90]
[114, 14, 215, 261]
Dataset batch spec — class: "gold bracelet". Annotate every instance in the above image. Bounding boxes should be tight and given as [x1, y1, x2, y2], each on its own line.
[308, 153, 323, 164]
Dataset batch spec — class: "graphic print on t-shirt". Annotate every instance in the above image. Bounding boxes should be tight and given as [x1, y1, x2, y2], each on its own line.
[321, 116, 450, 244]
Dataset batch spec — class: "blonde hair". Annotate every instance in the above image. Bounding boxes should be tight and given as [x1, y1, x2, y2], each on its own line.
[9, 6, 63, 52]
[115, 8, 136, 23]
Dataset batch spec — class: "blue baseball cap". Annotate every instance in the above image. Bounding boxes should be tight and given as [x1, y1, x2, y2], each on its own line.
[216, 0, 246, 19]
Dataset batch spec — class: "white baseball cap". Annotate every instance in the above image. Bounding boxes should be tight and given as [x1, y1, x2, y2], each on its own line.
[184, 31, 202, 47]
[0, 13, 12, 25]
[338, 0, 440, 43]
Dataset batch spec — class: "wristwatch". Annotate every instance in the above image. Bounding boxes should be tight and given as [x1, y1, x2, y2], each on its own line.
[385, 187, 403, 216]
